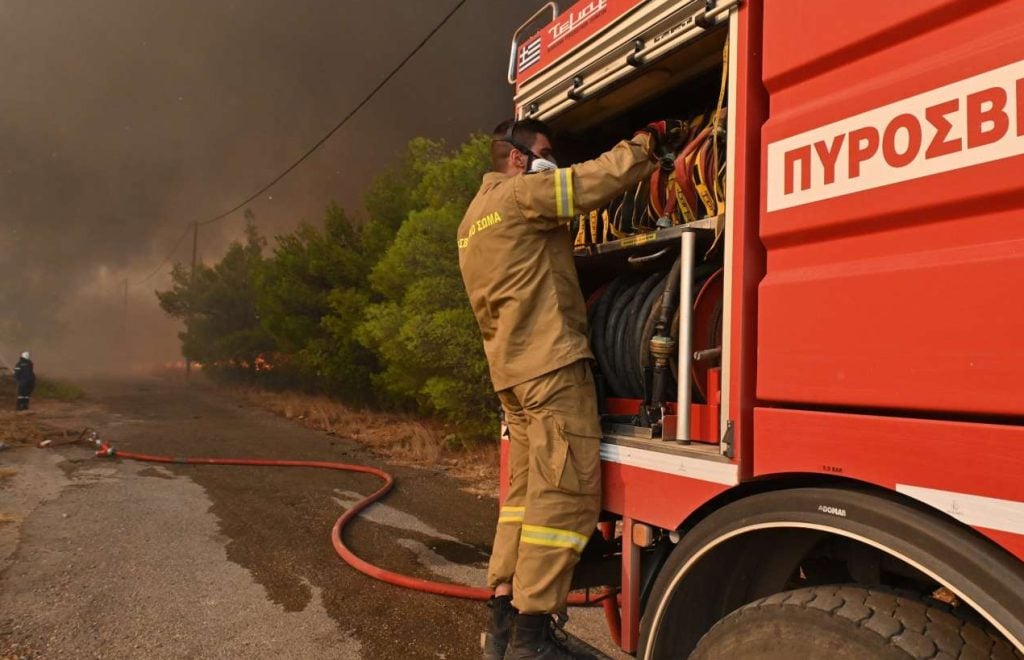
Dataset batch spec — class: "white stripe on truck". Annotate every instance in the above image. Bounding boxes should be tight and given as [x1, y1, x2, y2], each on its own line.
[897, 483, 1024, 535]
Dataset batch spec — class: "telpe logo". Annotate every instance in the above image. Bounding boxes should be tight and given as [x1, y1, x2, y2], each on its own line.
[548, 0, 608, 48]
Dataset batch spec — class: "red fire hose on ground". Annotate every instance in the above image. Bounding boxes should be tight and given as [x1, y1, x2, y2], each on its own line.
[77, 432, 622, 644]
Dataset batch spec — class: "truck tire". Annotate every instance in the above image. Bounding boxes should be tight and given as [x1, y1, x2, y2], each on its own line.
[637, 487, 1024, 659]
[690, 585, 1022, 660]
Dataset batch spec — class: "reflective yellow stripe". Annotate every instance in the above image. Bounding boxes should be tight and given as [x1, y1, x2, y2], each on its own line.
[563, 168, 575, 217]
[521, 524, 588, 553]
[499, 506, 525, 524]
[553, 168, 575, 218]
[554, 169, 565, 216]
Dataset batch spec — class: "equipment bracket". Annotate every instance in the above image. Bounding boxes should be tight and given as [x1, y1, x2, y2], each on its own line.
[721, 419, 734, 458]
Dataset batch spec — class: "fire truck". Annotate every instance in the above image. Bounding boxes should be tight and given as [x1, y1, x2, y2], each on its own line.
[504, 1, 1024, 657]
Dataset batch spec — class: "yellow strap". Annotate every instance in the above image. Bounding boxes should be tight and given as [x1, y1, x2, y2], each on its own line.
[714, 155, 727, 212]
[573, 216, 587, 247]
[695, 144, 717, 217]
[608, 208, 628, 239]
[709, 38, 729, 256]
[711, 38, 728, 166]
[711, 37, 729, 219]
[696, 182, 716, 218]
[673, 177, 696, 224]
[521, 524, 589, 553]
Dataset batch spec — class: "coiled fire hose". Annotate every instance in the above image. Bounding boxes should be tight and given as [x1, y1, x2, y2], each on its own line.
[65, 431, 623, 643]
[589, 260, 720, 403]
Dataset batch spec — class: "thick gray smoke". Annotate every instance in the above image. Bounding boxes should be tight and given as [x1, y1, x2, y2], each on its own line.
[0, 0, 547, 374]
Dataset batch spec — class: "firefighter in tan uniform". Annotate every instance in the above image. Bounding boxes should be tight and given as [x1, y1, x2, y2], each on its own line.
[460, 118, 667, 659]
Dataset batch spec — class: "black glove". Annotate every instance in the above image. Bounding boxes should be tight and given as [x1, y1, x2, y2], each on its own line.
[635, 120, 684, 170]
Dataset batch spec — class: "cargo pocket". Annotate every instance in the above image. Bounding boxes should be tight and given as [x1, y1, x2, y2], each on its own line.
[555, 417, 602, 496]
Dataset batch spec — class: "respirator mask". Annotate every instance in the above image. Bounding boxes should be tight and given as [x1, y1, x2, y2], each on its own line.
[528, 156, 558, 173]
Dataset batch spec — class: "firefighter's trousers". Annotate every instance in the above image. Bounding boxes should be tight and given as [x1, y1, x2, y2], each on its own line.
[16, 382, 33, 411]
[487, 360, 602, 614]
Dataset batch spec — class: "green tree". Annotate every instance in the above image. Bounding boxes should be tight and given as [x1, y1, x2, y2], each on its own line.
[158, 133, 500, 444]
[256, 205, 375, 398]
[361, 138, 446, 262]
[355, 134, 496, 443]
[157, 222, 275, 377]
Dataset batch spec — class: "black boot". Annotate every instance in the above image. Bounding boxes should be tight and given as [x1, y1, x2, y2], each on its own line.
[482, 595, 516, 659]
[506, 613, 595, 660]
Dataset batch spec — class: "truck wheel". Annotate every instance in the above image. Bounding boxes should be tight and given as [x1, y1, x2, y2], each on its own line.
[690, 585, 1022, 660]
[637, 487, 1024, 658]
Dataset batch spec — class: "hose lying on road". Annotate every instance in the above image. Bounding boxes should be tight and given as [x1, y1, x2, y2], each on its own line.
[75, 431, 616, 611]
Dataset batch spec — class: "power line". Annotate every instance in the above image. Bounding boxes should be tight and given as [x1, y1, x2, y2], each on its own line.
[130, 223, 193, 286]
[127, 0, 467, 289]
[196, 0, 467, 227]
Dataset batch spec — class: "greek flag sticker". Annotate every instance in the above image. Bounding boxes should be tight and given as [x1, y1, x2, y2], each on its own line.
[518, 37, 542, 74]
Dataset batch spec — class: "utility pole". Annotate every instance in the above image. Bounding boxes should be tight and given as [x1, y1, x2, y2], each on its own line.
[122, 278, 128, 347]
[186, 221, 198, 379]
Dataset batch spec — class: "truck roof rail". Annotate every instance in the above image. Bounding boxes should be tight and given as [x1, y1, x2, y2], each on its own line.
[508, 2, 560, 85]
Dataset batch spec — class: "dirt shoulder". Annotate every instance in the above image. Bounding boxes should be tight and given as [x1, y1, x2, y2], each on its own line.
[225, 385, 501, 497]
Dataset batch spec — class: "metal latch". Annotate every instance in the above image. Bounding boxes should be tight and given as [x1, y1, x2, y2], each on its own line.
[695, 0, 718, 29]
[567, 75, 584, 101]
[625, 39, 645, 67]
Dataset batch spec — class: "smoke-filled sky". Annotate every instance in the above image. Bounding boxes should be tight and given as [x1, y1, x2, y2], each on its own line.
[0, 0, 549, 371]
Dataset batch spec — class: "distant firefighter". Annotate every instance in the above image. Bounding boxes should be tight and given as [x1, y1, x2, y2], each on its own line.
[13, 351, 35, 411]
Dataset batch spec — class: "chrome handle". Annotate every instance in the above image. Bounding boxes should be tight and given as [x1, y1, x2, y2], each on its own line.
[507, 2, 559, 85]
[626, 247, 671, 265]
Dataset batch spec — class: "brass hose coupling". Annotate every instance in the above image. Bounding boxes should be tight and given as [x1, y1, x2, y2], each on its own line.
[649, 334, 677, 367]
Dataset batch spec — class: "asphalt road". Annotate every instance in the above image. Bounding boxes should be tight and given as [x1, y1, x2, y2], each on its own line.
[0, 378, 623, 659]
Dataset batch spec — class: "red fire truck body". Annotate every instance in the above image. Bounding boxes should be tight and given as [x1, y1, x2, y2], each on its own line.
[504, 1, 1024, 657]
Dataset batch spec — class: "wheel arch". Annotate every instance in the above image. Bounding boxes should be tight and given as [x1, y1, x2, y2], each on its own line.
[638, 479, 1024, 659]
[683, 472, 1021, 550]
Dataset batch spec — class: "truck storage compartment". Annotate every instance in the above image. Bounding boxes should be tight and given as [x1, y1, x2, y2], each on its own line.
[514, 12, 734, 445]
[758, 0, 1024, 417]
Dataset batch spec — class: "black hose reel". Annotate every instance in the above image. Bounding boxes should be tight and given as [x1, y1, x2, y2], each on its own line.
[587, 257, 721, 433]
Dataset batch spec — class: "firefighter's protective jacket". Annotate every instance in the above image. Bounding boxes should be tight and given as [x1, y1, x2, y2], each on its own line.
[13, 357, 34, 386]
[458, 134, 655, 391]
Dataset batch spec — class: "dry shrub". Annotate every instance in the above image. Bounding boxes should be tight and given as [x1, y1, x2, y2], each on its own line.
[228, 386, 500, 495]
[0, 411, 45, 447]
[1, 406, 111, 451]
